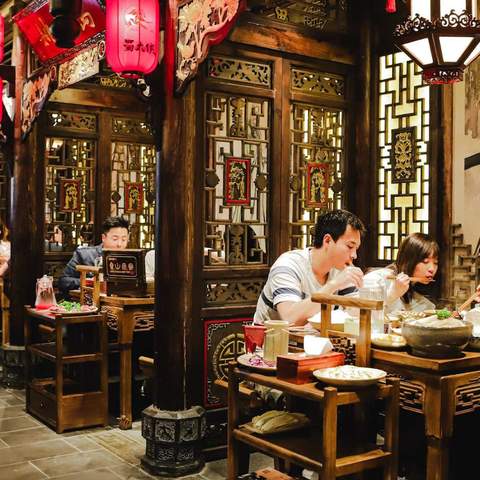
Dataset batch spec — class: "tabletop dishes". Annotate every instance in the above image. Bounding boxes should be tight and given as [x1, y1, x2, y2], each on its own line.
[371, 333, 407, 350]
[237, 353, 277, 372]
[313, 365, 386, 387]
[402, 314, 473, 358]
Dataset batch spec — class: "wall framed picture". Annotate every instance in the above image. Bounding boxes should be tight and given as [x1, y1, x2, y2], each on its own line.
[306, 162, 329, 207]
[124, 182, 144, 213]
[59, 179, 81, 212]
[224, 157, 251, 206]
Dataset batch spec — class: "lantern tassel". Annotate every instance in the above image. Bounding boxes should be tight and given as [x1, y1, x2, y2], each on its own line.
[386, 0, 396, 13]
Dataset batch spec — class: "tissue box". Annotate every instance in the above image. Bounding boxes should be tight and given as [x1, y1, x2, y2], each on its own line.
[276, 352, 344, 384]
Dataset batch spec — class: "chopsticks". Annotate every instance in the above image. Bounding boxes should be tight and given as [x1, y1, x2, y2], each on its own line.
[456, 290, 479, 314]
[386, 275, 435, 283]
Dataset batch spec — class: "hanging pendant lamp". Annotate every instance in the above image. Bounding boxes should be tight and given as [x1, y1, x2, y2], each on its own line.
[394, 0, 480, 84]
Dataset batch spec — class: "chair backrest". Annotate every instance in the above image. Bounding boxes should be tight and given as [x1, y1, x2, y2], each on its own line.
[76, 265, 101, 307]
[310, 292, 384, 367]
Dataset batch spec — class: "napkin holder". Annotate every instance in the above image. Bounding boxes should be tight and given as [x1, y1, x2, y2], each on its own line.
[276, 351, 344, 384]
[103, 249, 150, 297]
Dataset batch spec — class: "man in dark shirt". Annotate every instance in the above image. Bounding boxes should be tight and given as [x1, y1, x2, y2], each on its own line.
[58, 216, 129, 296]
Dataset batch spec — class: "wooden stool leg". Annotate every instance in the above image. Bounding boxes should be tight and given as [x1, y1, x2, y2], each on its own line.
[322, 387, 338, 480]
[228, 362, 241, 480]
[383, 378, 399, 480]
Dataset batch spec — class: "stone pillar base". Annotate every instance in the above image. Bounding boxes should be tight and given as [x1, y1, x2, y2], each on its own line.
[0, 344, 25, 388]
[141, 405, 206, 477]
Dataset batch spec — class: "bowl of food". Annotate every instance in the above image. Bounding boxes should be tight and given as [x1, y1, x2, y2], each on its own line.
[402, 312, 472, 358]
[313, 365, 386, 388]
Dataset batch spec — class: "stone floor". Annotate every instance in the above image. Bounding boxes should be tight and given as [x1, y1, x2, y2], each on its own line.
[0, 385, 272, 480]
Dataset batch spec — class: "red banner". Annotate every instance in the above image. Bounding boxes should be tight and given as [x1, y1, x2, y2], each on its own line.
[13, 0, 105, 64]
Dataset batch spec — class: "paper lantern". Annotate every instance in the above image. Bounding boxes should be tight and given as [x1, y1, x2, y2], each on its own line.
[106, 0, 159, 78]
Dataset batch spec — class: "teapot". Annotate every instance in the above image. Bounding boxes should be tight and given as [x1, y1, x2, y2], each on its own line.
[35, 275, 57, 310]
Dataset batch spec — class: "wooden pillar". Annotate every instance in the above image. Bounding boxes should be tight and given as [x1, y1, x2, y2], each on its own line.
[351, 0, 373, 268]
[8, 10, 44, 346]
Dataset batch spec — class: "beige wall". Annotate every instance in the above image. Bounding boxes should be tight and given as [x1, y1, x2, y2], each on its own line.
[453, 77, 480, 249]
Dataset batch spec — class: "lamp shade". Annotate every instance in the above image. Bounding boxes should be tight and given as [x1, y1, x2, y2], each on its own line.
[105, 0, 159, 78]
[0, 15, 4, 63]
[395, 0, 480, 84]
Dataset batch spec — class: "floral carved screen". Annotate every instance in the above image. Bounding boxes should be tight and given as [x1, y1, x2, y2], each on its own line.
[377, 53, 431, 261]
[110, 120, 156, 249]
[204, 93, 270, 266]
[289, 103, 345, 249]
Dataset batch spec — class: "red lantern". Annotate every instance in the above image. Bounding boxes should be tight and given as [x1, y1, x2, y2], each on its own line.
[385, 0, 396, 13]
[0, 15, 4, 63]
[106, 0, 159, 78]
[0, 77, 3, 123]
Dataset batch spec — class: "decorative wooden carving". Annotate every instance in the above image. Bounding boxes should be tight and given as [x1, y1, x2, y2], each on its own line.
[58, 41, 105, 89]
[124, 182, 144, 213]
[59, 179, 81, 212]
[203, 318, 249, 408]
[173, 0, 245, 93]
[391, 127, 416, 183]
[455, 376, 480, 414]
[306, 162, 329, 207]
[205, 280, 264, 305]
[224, 157, 250, 206]
[22, 67, 56, 139]
[207, 56, 271, 87]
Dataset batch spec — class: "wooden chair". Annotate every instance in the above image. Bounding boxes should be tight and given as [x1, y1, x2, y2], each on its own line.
[310, 292, 384, 367]
[77, 265, 101, 307]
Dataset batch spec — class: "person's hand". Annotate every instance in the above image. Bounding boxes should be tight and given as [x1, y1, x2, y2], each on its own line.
[475, 284, 480, 303]
[389, 272, 410, 299]
[330, 266, 364, 292]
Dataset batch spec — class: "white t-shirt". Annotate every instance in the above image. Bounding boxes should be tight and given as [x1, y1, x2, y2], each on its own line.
[363, 267, 435, 314]
[253, 248, 340, 325]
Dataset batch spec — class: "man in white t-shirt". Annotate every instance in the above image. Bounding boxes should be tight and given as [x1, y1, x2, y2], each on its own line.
[254, 209, 366, 326]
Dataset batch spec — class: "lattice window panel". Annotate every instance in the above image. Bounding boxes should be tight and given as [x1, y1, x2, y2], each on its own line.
[377, 52, 431, 261]
[44, 137, 96, 251]
[289, 102, 345, 250]
[110, 142, 156, 249]
[204, 93, 270, 266]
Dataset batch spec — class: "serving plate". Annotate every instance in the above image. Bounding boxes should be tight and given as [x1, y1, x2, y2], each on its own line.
[371, 333, 407, 350]
[313, 365, 386, 388]
[47, 305, 99, 315]
[237, 353, 276, 372]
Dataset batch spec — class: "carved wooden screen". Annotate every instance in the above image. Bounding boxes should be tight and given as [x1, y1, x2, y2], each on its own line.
[110, 117, 156, 248]
[377, 53, 431, 261]
[44, 111, 97, 252]
[289, 67, 346, 250]
[204, 58, 270, 269]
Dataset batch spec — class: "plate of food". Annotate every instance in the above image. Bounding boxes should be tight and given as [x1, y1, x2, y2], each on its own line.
[241, 410, 310, 435]
[48, 301, 98, 315]
[371, 333, 407, 350]
[237, 353, 276, 372]
[313, 365, 386, 388]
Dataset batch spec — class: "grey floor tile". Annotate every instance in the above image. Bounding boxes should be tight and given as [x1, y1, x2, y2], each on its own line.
[0, 394, 25, 407]
[116, 428, 144, 445]
[0, 438, 77, 467]
[201, 452, 272, 480]
[49, 468, 121, 479]
[0, 426, 58, 447]
[64, 435, 102, 452]
[109, 464, 156, 479]
[0, 405, 27, 419]
[89, 431, 144, 465]
[0, 415, 40, 433]
[31, 450, 124, 477]
[0, 462, 47, 479]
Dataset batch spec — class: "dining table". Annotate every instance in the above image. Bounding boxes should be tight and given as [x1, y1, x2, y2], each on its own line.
[289, 329, 480, 480]
[70, 290, 154, 429]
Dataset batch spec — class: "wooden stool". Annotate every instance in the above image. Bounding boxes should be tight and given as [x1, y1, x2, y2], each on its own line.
[77, 265, 101, 307]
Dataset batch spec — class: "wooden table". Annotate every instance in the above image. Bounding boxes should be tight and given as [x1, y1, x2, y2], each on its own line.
[71, 291, 154, 429]
[290, 330, 480, 480]
[370, 348, 480, 480]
